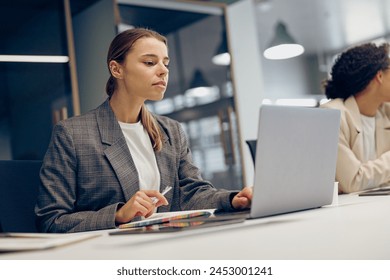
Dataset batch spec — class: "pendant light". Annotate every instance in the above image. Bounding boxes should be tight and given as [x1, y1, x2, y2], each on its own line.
[185, 69, 214, 98]
[212, 31, 230, 66]
[263, 21, 304, 60]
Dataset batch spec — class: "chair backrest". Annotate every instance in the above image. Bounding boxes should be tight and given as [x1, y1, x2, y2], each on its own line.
[245, 140, 257, 165]
[0, 160, 42, 232]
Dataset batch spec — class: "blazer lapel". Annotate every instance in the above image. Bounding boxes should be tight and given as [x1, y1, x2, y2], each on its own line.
[154, 117, 175, 211]
[96, 99, 139, 201]
[344, 97, 364, 159]
[344, 97, 362, 133]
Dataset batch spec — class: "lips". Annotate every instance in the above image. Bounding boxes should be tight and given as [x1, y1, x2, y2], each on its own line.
[153, 81, 166, 87]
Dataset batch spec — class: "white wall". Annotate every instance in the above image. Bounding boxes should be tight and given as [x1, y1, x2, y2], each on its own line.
[226, 0, 264, 186]
[261, 57, 310, 99]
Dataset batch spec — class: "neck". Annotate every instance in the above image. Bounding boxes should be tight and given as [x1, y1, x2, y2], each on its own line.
[109, 92, 143, 123]
[354, 90, 382, 117]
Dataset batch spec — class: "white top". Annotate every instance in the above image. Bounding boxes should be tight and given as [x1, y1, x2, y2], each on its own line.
[118, 121, 160, 191]
[360, 114, 376, 162]
[360, 114, 376, 188]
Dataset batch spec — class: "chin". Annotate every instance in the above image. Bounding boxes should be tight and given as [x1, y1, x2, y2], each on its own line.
[151, 92, 165, 101]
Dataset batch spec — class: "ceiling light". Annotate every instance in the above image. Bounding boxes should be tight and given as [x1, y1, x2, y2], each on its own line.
[256, 0, 273, 12]
[0, 55, 69, 63]
[185, 69, 216, 99]
[212, 31, 230, 66]
[263, 21, 304, 60]
[187, 69, 210, 90]
[212, 52, 231, 66]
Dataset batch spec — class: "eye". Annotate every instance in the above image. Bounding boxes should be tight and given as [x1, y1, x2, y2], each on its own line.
[164, 64, 170, 69]
[144, 61, 156, 66]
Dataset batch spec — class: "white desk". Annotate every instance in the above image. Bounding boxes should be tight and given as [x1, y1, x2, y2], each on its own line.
[1, 194, 389, 260]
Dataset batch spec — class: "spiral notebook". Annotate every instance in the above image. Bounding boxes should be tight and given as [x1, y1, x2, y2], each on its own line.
[118, 209, 214, 229]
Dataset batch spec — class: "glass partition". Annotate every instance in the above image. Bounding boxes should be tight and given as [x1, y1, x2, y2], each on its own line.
[0, 0, 72, 160]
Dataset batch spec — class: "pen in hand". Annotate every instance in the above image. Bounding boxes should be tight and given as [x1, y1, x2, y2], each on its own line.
[151, 186, 172, 205]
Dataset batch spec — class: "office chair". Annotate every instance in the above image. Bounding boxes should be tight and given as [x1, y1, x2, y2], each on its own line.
[245, 140, 257, 165]
[0, 160, 42, 232]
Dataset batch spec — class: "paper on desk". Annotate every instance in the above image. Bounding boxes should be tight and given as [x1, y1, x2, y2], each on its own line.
[358, 185, 390, 196]
[118, 209, 215, 229]
[0, 232, 100, 252]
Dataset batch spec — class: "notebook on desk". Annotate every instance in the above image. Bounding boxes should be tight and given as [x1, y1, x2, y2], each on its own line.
[118, 209, 213, 229]
[111, 209, 247, 235]
[0, 232, 100, 252]
[246, 104, 340, 218]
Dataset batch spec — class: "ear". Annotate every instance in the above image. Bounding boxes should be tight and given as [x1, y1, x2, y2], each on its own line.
[109, 61, 123, 79]
[375, 70, 384, 84]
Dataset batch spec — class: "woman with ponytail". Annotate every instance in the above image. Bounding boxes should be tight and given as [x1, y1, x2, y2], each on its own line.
[321, 42, 390, 193]
[36, 28, 252, 233]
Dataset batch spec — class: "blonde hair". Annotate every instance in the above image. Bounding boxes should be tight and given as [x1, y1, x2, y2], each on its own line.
[140, 104, 162, 151]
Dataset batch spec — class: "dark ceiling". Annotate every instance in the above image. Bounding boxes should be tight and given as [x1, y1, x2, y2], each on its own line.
[0, 0, 100, 40]
[118, 4, 209, 35]
[0, 0, 229, 40]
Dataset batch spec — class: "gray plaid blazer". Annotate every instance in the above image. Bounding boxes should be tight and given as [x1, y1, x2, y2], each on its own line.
[35, 99, 235, 233]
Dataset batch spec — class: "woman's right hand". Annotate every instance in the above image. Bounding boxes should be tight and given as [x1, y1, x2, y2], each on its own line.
[115, 190, 168, 224]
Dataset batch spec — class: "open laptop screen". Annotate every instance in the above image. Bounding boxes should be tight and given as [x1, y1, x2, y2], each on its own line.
[250, 105, 340, 218]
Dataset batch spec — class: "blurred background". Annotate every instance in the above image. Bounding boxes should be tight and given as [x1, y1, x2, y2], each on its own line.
[1, 0, 389, 189]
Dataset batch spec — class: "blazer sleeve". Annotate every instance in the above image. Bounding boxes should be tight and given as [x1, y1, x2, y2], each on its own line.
[174, 121, 236, 211]
[35, 122, 120, 233]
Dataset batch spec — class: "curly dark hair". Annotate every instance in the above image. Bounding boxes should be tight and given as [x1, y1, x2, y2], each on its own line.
[322, 43, 390, 99]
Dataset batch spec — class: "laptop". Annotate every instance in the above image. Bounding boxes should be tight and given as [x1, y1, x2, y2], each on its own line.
[215, 105, 340, 220]
[247, 104, 340, 218]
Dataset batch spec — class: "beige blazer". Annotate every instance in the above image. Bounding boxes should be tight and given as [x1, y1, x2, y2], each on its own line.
[321, 96, 390, 193]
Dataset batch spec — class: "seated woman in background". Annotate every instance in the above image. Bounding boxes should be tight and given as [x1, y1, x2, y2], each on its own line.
[321, 42, 390, 193]
[35, 28, 252, 233]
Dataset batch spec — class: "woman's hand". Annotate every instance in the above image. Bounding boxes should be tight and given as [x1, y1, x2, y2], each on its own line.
[115, 190, 169, 224]
[232, 186, 253, 210]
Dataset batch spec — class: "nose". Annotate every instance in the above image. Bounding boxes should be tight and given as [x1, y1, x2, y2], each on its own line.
[158, 63, 169, 77]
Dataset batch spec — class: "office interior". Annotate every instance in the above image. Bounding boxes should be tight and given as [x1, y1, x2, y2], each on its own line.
[1, 0, 389, 194]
